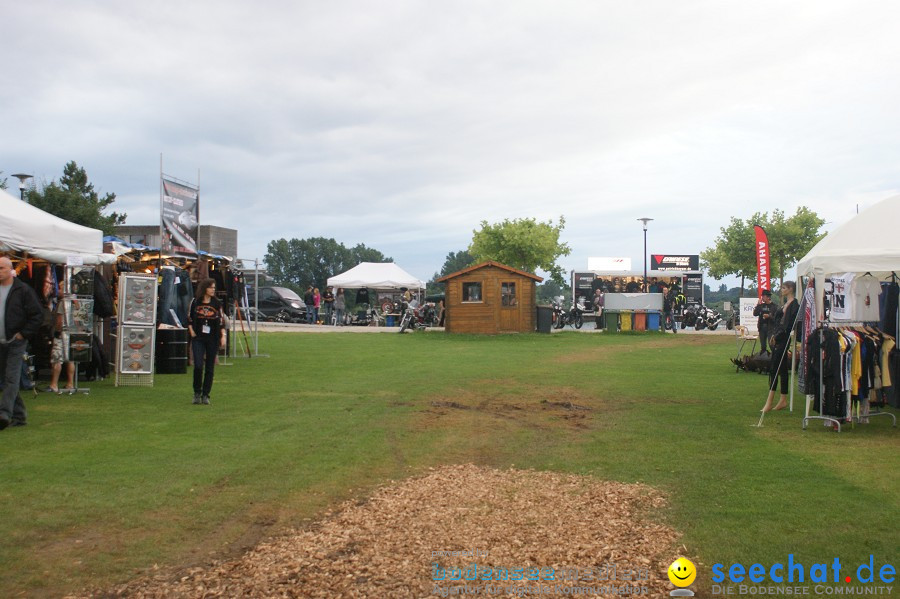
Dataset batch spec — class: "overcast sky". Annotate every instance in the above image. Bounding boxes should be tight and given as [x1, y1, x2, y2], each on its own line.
[3, 1, 900, 286]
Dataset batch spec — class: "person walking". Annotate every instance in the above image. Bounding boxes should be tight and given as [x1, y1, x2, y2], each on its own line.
[0, 257, 44, 429]
[334, 288, 345, 326]
[761, 281, 800, 413]
[661, 284, 677, 333]
[188, 278, 225, 405]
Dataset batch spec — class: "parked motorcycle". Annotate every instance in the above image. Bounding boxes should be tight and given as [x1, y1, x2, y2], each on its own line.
[693, 305, 723, 330]
[398, 300, 436, 333]
[552, 299, 585, 329]
[680, 305, 698, 329]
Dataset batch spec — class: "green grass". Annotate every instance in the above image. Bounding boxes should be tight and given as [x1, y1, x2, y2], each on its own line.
[1, 331, 897, 597]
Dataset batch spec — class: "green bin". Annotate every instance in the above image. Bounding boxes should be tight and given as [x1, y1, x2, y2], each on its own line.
[604, 311, 619, 331]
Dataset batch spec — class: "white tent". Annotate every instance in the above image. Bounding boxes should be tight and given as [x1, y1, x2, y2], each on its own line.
[327, 262, 425, 290]
[796, 194, 900, 312]
[0, 188, 113, 264]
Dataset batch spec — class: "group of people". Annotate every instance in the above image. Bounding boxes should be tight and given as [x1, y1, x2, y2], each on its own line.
[303, 286, 346, 325]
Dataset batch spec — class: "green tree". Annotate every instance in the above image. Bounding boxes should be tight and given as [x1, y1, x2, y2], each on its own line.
[26, 161, 126, 235]
[0, 172, 7, 190]
[426, 250, 475, 296]
[264, 237, 392, 292]
[700, 208, 825, 292]
[468, 216, 571, 285]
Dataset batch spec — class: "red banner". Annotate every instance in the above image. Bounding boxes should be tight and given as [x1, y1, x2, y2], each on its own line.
[754, 225, 769, 298]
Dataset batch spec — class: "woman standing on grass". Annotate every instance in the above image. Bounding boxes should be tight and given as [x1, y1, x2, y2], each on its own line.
[188, 278, 225, 405]
[761, 281, 799, 413]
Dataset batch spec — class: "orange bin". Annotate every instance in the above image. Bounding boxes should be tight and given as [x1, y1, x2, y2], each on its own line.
[633, 310, 647, 331]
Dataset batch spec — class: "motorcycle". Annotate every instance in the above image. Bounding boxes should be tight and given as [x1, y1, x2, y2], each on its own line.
[693, 305, 723, 331]
[680, 305, 698, 329]
[552, 298, 585, 329]
[398, 300, 436, 333]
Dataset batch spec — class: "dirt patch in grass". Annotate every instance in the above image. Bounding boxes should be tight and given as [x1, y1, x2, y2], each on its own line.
[83, 464, 681, 598]
[421, 381, 605, 434]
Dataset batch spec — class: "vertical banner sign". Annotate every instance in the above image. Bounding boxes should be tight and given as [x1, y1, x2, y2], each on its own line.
[160, 177, 199, 257]
[754, 225, 769, 298]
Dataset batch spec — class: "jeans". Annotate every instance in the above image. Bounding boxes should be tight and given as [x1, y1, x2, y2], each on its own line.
[336, 308, 344, 326]
[191, 337, 218, 397]
[664, 310, 677, 333]
[325, 303, 334, 324]
[0, 338, 28, 424]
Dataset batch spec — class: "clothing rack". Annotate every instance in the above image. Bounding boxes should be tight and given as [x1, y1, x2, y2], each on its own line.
[803, 320, 897, 432]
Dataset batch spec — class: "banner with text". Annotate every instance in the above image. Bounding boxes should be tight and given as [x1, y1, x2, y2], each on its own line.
[161, 177, 199, 258]
[754, 225, 769, 299]
[650, 254, 699, 271]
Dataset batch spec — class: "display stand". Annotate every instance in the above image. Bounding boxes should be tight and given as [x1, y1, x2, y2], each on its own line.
[115, 273, 158, 387]
[60, 265, 95, 395]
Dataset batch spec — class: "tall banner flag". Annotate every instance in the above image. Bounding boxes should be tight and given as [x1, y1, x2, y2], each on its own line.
[754, 225, 769, 298]
[160, 176, 199, 258]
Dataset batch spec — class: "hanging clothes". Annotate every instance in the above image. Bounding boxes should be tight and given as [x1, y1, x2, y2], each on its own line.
[851, 274, 882, 322]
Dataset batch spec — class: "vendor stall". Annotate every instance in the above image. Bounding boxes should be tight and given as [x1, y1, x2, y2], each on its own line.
[795, 194, 900, 431]
[327, 262, 426, 325]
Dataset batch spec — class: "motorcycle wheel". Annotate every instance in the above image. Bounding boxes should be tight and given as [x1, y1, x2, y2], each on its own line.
[710, 322, 720, 331]
[399, 314, 410, 333]
[695, 321, 704, 331]
[726, 320, 734, 330]
[574, 314, 583, 329]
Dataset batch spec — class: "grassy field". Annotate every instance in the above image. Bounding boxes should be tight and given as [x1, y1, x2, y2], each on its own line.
[1, 331, 898, 597]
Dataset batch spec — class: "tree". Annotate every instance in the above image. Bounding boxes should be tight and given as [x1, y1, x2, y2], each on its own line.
[0, 172, 6, 190]
[468, 216, 571, 286]
[700, 207, 826, 292]
[26, 161, 126, 235]
[264, 237, 392, 292]
[426, 250, 475, 296]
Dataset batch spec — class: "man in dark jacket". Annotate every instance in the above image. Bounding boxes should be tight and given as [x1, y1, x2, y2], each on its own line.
[753, 289, 777, 354]
[0, 257, 44, 429]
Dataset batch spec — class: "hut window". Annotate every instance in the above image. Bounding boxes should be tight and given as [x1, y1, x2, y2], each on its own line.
[462, 282, 482, 302]
[501, 282, 517, 306]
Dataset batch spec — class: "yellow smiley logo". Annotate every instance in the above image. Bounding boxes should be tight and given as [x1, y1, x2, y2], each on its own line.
[667, 557, 697, 587]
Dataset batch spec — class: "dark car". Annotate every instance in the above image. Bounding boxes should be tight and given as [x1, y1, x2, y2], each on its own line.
[247, 286, 307, 322]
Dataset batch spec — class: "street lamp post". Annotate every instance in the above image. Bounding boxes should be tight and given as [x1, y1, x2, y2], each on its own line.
[637, 218, 653, 292]
[11, 173, 33, 202]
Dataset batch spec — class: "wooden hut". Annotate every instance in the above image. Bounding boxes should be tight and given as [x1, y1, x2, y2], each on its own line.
[437, 261, 542, 334]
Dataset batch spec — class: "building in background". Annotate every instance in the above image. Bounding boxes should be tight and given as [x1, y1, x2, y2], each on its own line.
[116, 225, 237, 258]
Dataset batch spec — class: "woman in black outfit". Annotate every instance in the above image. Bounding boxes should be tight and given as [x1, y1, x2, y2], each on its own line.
[188, 278, 225, 405]
[761, 281, 799, 412]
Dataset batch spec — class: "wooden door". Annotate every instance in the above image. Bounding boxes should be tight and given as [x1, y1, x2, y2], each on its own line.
[499, 281, 519, 331]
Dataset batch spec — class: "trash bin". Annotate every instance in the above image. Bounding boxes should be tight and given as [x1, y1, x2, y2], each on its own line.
[620, 311, 633, 331]
[647, 311, 661, 331]
[633, 310, 647, 331]
[604, 310, 619, 332]
[386, 315, 395, 327]
[536, 305, 553, 333]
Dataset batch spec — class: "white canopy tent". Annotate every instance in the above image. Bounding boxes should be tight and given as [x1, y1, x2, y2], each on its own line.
[0, 188, 114, 264]
[327, 262, 425, 290]
[796, 194, 900, 314]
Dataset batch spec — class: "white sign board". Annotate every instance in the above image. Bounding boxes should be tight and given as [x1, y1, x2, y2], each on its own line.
[587, 257, 632, 271]
[739, 298, 758, 333]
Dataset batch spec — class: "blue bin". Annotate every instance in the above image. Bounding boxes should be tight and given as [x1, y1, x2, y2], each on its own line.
[386, 316, 395, 327]
[648, 312, 661, 331]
